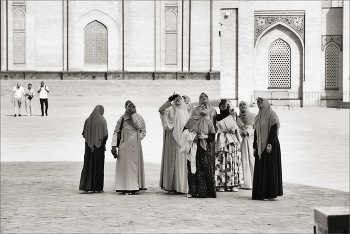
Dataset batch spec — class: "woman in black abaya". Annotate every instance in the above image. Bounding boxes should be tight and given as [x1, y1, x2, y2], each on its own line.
[79, 105, 108, 192]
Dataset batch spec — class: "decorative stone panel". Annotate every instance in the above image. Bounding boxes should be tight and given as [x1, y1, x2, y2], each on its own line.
[254, 15, 304, 46]
[268, 39, 291, 89]
[12, 5, 26, 13]
[84, 21, 108, 65]
[322, 35, 342, 51]
[325, 45, 339, 89]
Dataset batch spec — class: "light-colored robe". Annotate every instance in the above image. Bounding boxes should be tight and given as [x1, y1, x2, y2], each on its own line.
[237, 114, 255, 189]
[112, 113, 146, 191]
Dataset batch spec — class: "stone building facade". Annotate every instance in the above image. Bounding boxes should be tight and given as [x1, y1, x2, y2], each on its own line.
[219, 0, 349, 106]
[1, 0, 349, 106]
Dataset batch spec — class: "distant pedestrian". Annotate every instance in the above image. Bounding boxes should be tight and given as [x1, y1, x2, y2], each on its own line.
[111, 100, 146, 195]
[12, 83, 25, 117]
[237, 101, 256, 190]
[79, 105, 108, 193]
[159, 93, 190, 194]
[38, 81, 49, 116]
[24, 84, 35, 116]
[252, 97, 283, 200]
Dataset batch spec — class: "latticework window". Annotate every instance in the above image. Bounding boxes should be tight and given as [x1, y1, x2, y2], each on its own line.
[268, 39, 291, 89]
[84, 21, 108, 65]
[325, 45, 338, 89]
[165, 10, 177, 65]
[13, 10, 25, 64]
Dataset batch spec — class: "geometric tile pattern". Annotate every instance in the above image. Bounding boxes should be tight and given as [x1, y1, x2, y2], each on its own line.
[13, 32, 25, 64]
[13, 10, 25, 64]
[165, 10, 177, 65]
[325, 44, 338, 89]
[13, 10, 25, 30]
[84, 21, 108, 65]
[165, 33, 177, 65]
[321, 35, 342, 51]
[255, 15, 304, 46]
[268, 39, 291, 88]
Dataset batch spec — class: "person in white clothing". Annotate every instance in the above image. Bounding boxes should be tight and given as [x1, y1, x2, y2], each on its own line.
[38, 81, 49, 116]
[25, 84, 35, 116]
[12, 83, 25, 117]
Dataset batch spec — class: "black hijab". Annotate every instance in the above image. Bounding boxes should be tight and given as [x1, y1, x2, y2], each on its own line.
[216, 99, 231, 121]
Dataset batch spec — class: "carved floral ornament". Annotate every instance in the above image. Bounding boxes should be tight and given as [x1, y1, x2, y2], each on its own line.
[322, 35, 342, 51]
[254, 15, 304, 46]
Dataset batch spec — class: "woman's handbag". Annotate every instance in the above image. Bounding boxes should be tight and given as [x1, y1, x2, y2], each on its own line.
[116, 117, 124, 147]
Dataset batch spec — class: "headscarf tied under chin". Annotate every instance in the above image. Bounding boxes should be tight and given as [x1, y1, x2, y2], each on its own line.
[254, 98, 280, 159]
[186, 104, 215, 150]
[82, 105, 108, 151]
[237, 101, 256, 127]
[124, 100, 136, 116]
[160, 96, 190, 147]
[191, 92, 212, 120]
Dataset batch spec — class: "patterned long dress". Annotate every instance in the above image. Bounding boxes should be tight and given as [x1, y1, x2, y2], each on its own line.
[215, 116, 244, 190]
[184, 118, 216, 198]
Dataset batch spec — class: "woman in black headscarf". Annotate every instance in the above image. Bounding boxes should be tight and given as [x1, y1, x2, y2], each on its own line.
[79, 105, 108, 192]
[214, 100, 243, 192]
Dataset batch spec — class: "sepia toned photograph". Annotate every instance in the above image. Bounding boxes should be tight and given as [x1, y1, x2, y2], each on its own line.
[1, 0, 349, 233]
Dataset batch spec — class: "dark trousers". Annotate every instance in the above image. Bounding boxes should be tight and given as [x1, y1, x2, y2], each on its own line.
[40, 98, 48, 115]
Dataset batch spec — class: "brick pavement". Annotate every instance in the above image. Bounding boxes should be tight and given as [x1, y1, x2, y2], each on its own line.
[1, 80, 349, 233]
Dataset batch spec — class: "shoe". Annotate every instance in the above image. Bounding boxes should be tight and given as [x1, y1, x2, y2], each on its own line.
[187, 194, 192, 198]
[233, 187, 239, 192]
[14, 114, 17, 117]
[46, 113, 48, 116]
[27, 114, 30, 116]
[41, 114, 44, 116]
[219, 188, 225, 192]
[18, 114, 21, 117]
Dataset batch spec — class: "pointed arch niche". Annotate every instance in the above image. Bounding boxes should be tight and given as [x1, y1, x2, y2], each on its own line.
[72, 10, 121, 71]
[254, 14, 304, 106]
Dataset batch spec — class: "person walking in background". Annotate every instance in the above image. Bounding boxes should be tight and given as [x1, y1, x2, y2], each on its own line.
[159, 93, 190, 194]
[111, 100, 146, 195]
[215, 100, 243, 192]
[236, 101, 256, 190]
[12, 83, 25, 117]
[182, 95, 194, 115]
[38, 81, 49, 116]
[183, 103, 216, 198]
[252, 97, 283, 200]
[24, 84, 35, 116]
[79, 105, 108, 193]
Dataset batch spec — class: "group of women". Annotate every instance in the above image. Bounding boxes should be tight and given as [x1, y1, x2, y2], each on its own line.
[79, 93, 283, 200]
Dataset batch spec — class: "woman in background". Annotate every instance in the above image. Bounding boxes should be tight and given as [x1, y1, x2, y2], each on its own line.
[237, 101, 256, 190]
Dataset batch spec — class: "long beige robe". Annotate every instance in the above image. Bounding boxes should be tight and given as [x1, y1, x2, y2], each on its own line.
[112, 113, 146, 191]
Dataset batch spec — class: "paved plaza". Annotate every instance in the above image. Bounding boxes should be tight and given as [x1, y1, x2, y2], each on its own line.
[1, 80, 349, 233]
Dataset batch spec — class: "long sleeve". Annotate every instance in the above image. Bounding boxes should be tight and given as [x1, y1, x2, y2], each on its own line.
[211, 108, 218, 132]
[131, 114, 146, 140]
[253, 130, 257, 149]
[111, 117, 123, 147]
[207, 133, 215, 144]
[159, 100, 172, 114]
[267, 124, 278, 145]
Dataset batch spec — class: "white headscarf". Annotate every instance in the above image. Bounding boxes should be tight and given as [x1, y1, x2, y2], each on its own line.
[160, 96, 190, 147]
